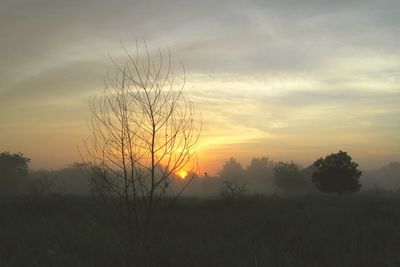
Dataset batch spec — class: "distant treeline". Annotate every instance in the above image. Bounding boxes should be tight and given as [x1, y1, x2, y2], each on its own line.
[186, 155, 400, 196]
[0, 151, 399, 197]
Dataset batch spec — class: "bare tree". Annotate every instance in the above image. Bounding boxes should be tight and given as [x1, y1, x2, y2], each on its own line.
[83, 41, 201, 265]
[219, 180, 248, 201]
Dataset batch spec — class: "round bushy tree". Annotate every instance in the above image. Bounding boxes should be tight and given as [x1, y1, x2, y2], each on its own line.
[312, 151, 361, 194]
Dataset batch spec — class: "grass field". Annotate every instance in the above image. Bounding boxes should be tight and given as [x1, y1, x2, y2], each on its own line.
[1, 194, 400, 267]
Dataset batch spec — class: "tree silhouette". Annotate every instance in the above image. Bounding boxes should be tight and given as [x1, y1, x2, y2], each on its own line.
[28, 169, 55, 198]
[0, 152, 30, 195]
[312, 151, 362, 194]
[273, 161, 305, 193]
[246, 157, 274, 180]
[219, 180, 248, 201]
[84, 41, 201, 265]
[244, 157, 275, 194]
[219, 158, 244, 182]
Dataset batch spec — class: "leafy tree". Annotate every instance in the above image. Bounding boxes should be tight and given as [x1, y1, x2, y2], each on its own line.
[246, 157, 274, 193]
[0, 152, 30, 195]
[273, 161, 305, 193]
[246, 157, 274, 180]
[312, 151, 362, 194]
[219, 158, 244, 182]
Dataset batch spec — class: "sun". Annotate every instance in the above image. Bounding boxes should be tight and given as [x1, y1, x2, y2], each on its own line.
[177, 170, 188, 179]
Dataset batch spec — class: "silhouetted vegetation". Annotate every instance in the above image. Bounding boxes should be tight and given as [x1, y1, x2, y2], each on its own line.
[1, 151, 400, 266]
[362, 162, 400, 191]
[1, 151, 396, 199]
[273, 161, 306, 194]
[246, 157, 275, 193]
[219, 158, 245, 182]
[312, 151, 362, 194]
[219, 180, 248, 200]
[1, 195, 400, 266]
[27, 169, 56, 198]
[0, 152, 30, 195]
[82, 42, 201, 265]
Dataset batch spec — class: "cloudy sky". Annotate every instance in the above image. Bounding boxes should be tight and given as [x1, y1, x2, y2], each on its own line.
[1, 0, 399, 173]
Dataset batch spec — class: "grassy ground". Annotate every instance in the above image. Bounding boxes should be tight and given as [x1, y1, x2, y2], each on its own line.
[1, 194, 400, 267]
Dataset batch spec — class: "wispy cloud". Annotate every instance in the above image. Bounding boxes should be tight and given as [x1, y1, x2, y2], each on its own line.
[0, 0, 399, 170]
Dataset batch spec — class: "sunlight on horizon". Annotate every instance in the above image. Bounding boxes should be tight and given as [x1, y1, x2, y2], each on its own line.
[177, 170, 188, 179]
[0, 0, 399, 174]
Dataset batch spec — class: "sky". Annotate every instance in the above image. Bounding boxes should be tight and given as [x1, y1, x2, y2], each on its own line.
[0, 0, 399, 174]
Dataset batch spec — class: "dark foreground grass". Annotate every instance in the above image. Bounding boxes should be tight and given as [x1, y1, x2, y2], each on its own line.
[1, 194, 400, 267]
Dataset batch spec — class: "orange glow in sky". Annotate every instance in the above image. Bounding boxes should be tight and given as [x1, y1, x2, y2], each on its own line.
[1, 1, 399, 173]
